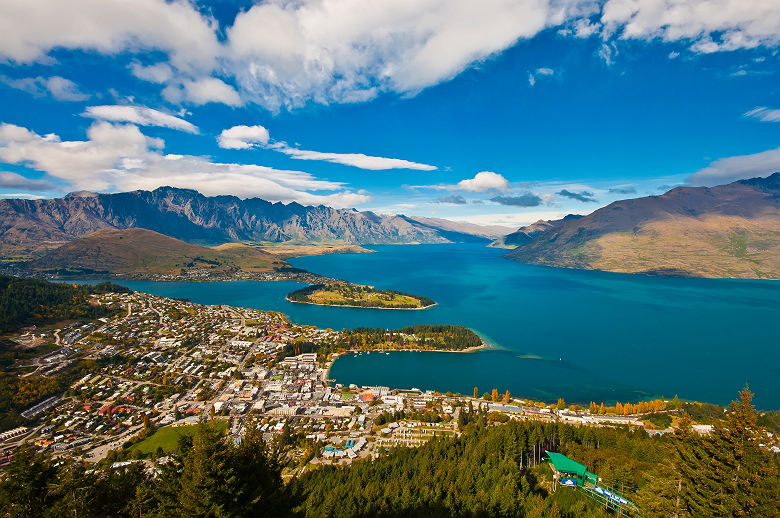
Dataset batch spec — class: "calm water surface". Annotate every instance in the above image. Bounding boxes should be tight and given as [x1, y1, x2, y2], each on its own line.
[108, 244, 780, 408]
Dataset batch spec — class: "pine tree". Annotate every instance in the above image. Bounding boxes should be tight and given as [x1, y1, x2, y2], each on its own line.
[0, 444, 57, 517]
[673, 386, 780, 516]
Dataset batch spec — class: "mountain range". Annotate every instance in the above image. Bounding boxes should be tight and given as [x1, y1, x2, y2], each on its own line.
[505, 173, 780, 279]
[0, 186, 507, 257]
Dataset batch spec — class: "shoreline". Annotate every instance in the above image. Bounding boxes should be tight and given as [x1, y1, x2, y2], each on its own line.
[325, 340, 490, 379]
[286, 296, 437, 311]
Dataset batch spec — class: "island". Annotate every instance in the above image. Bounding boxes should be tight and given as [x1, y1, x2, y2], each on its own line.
[286, 282, 436, 309]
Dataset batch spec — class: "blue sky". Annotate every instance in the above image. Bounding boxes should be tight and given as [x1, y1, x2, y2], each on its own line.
[0, 0, 779, 227]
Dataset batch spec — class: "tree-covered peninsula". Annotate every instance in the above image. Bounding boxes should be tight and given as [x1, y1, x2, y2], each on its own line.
[281, 324, 483, 362]
[287, 283, 435, 309]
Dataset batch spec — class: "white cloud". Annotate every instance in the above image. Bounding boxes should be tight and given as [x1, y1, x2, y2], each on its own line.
[1, 0, 778, 111]
[0, 122, 370, 208]
[744, 106, 780, 122]
[0, 75, 88, 101]
[686, 146, 780, 185]
[218, 124, 437, 170]
[0, 171, 56, 191]
[130, 62, 174, 84]
[271, 143, 438, 171]
[0, 0, 220, 72]
[601, 0, 780, 53]
[457, 171, 510, 192]
[217, 125, 270, 150]
[83, 105, 198, 133]
[452, 210, 586, 228]
[163, 77, 242, 107]
[224, 0, 597, 110]
[528, 66, 555, 86]
[0, 193, 47, 199]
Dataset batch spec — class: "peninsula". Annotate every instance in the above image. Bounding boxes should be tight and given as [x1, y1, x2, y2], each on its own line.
[286, 282, 435, 309]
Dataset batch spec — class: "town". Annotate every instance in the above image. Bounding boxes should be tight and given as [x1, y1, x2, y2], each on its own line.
[2, 289, 777, 477]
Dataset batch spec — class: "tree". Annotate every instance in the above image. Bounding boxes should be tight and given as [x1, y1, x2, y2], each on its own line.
[473, 387, 478, 399]
[491, 388, 499, 402]
[503, 390, 511, 404]
[673, 386, 780, 517]
[0, 444, 57, 517]
[556, 398, 565, 410]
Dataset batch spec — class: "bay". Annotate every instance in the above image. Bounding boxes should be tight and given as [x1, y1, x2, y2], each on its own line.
[103, 244, 780, 408]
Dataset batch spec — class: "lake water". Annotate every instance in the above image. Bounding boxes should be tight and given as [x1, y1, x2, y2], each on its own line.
[107, 244, 780, 408]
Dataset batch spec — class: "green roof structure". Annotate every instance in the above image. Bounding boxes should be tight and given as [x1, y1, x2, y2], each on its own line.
[546, 451, 588, 476]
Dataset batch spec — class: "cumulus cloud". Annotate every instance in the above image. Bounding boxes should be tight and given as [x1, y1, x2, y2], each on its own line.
[601, 0, 780, 53]
[1, 0, 779, 110]
[0, 122, 370, 207]
[83, 105, 198, 133]
[490, 193, 543, 206]
[686, 146, 780, 185]
[744, 107, 780, 122]
[0, 171, 56, 191]
[557, 189, 598, 202]
[0, 75, 89, 101]
[129, 62, 174, 84]
[218, 124, 437, 170]
[436, 194, 467, 204]
[0, 0, 220, 71]
[163, 77, 242, 107]
[457, 171, 510, 192]
[217, 125, 270, 150]
[224, 0, 593, 110]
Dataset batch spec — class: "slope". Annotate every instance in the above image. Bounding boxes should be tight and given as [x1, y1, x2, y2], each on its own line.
[27, 228, 290, 277]
[505, 173, 780, 279]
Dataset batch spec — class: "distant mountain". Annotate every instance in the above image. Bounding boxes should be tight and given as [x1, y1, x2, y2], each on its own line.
[27, 228, 290, 277]
[505, 174, 780, 279]
[405, 216, 514, 242]
[489, 215, 583, 248]
[0, 187, 497, 257]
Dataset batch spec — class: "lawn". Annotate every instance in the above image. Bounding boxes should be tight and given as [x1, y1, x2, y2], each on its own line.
[130, 420, 228, 455]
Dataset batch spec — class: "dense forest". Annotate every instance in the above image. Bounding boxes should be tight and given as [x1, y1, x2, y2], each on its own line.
[281, 324, 482, 362]
[1, 388, 777, 517]
[0, 275, 130, 333]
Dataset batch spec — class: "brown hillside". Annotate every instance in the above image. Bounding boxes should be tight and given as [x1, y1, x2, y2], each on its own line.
[28, 228, 289, 276]
[506, 173, 780, 279]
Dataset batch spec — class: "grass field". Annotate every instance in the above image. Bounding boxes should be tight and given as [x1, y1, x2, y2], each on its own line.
[130, 420, 228, 455]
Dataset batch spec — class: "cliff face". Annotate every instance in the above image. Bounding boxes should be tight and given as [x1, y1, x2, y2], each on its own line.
[505, 174, 780, 279]
[0, 187, 490, 256]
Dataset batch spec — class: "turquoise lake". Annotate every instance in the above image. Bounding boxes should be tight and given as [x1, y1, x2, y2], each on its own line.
[105, 244, 780, 408]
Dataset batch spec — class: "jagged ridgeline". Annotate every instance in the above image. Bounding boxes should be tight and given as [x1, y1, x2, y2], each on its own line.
[287, 283, 435, 309]
[0, 186, 506, 258]
[0, 276, 131, 333]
